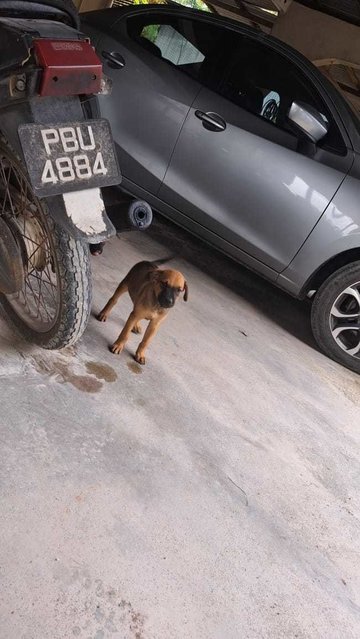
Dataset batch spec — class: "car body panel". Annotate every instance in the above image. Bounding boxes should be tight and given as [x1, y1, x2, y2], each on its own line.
[121, 174, 280, 283]
[160, 87, 352, 271]
[95, 26, 200, 194]
[279, 155, 360, 295]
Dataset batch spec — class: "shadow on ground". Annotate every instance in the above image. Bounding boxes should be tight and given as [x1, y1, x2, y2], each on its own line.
[104, 190, 315, 350]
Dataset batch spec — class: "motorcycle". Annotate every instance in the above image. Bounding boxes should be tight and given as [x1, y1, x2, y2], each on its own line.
[0, 0, 122, 349]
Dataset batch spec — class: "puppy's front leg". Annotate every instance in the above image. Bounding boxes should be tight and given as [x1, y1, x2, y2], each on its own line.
[111, 311, 138, 355]
[135, 317, 165, 365]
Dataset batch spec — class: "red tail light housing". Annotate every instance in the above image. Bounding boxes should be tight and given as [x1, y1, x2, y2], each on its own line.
[33, 39, 102, 97]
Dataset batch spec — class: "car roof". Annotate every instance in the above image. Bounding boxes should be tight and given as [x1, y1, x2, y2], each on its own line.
[81, 4, 360, 152]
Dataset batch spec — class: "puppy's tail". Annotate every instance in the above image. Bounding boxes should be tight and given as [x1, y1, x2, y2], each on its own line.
[151, 255, 176, 267]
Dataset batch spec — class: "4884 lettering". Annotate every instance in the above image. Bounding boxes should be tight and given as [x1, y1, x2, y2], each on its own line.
[40, 125, 107, 184]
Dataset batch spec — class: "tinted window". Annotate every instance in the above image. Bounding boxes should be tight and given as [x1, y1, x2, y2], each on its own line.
[127, 14, 345, 153]
[219, 38, 345, 153]
[127, 14, 228, 82]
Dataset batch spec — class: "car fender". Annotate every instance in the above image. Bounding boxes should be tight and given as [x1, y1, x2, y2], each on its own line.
[278, 170, 360, 296]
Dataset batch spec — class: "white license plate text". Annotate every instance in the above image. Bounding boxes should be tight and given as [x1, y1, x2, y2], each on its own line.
[40, 125, 108, 185]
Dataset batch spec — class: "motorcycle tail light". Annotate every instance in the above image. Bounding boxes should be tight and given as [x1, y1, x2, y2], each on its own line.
[33, 39, 102, 97]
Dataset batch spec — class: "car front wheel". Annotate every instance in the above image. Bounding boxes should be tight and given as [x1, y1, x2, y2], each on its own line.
[311, 261, 360, 373]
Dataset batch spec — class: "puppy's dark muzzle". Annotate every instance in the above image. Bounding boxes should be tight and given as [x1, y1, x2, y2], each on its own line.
[158, 290, 175, 308]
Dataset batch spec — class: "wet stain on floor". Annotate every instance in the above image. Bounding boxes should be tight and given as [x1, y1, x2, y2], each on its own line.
[85, 361, 117, 382]
[31, 356, 103, 393]
[58, 367, 103, 393]
[127, 361, 143, 375]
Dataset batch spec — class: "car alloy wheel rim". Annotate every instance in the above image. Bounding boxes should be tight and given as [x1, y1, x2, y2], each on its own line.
[330, 282, 360, 358]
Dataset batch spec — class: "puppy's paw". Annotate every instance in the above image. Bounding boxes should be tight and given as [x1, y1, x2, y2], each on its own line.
[132, 323, 142, 335]
[97, 310, 108, 322]
[135, 352, 146, 366]
[110, 342, 124, 355]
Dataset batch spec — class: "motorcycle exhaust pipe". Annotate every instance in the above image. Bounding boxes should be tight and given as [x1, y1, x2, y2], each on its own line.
[112, 199, 153, 233]
[89, 199, 153, 256]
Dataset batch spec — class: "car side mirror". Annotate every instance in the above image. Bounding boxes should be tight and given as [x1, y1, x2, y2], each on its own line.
[288, 101, 329, 143]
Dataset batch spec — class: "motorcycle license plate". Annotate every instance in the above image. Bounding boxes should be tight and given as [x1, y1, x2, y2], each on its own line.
[18, 119, 121, 197]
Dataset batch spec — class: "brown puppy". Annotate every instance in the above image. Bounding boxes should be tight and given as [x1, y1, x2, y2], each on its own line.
[97, 258, 188, 365]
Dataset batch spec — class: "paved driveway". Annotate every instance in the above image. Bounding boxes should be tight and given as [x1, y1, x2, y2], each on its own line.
[1, 217, 360, 639]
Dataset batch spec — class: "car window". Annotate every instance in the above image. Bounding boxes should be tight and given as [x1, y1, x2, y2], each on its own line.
[219, 37, 345, 153]
[126, 14, 228, 82]
[141, 24, 204, 66]
[126, 14, 345, 153]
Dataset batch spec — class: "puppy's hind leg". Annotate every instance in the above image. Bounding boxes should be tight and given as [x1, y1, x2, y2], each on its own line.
[97, 279, 128, 322]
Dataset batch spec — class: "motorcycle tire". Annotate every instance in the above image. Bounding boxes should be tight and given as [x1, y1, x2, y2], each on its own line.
[0, 0, 80, 28]
[0, 137, 92, 349]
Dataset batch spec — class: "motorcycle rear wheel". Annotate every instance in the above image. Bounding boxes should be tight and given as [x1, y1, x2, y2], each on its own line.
[0, 138, 92, 349]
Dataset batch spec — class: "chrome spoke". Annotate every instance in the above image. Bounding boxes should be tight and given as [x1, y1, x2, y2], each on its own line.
[0, 161, 12, 214]
[347, 342, 360, 357]
[331, 286, 360, 317]
[332, 325, 360, 338]
[0, 149, 60, 332]
[330, 282, 360, 358]
[344, 285, 360, 308]
[331, 308, 359, 319]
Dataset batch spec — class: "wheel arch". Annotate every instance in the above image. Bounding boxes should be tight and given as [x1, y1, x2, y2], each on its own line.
[301, 248, 360, 298]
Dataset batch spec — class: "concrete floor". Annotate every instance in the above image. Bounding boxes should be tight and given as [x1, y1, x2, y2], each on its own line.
[1, 217, 360, 639]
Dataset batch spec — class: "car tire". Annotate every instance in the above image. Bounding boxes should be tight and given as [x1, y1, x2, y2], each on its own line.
[0, 0, 80, 28]
[311, 261, 360, 373]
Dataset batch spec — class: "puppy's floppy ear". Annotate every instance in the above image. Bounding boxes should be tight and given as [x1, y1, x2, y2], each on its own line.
[183, 281, 188, 301]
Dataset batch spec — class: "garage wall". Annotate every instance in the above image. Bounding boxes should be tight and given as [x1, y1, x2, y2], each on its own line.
[271, 2, 360, 65]
[74, 0, 112, 12]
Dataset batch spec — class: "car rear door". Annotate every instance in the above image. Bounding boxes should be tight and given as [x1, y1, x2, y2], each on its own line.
[82, 9, 205, 195]
[159, 23, 353, 272]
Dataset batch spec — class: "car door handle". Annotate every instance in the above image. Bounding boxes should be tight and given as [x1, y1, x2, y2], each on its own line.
[101, 50, 125, 69]
[195, 110, 226, 132]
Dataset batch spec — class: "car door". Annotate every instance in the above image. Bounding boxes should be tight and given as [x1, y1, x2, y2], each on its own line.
[159, 26, 354, 273]
[82, 9, 208, 195]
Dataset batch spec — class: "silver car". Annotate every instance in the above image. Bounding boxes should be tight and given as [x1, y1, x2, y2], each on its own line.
[82, 5, 360, 373]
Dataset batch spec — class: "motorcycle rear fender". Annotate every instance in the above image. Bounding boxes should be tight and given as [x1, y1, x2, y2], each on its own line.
[46, 189, 115, 244]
